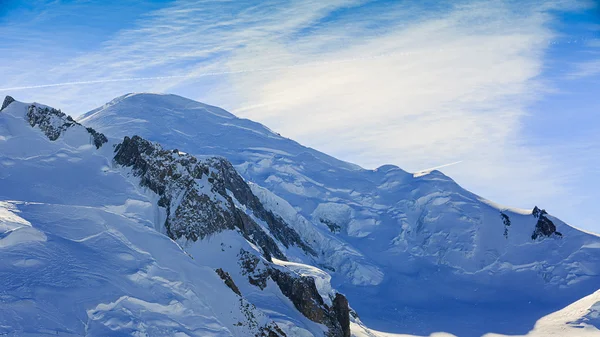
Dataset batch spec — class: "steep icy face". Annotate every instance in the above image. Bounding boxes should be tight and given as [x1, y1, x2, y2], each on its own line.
[0, 98, 355, 337]
[79, 93, 600, 336]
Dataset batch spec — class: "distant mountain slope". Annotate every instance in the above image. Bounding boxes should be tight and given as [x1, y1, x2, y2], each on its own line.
[79, 93, 600, 337]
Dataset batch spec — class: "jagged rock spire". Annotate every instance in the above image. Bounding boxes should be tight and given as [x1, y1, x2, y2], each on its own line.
[1, 96, 15, 111]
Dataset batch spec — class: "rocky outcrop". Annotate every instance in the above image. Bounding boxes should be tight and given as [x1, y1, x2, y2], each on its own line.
[216, 268, 241, 296]
[238, 249, 270, 290]
[532, 206, 562, 240]
[26, 104, 107, 148]
[1, 95, 15, 111]
[113, 136, 306, 260]
[332, 293, 351, 337]
[269, 269, 350, 337]
[215, 263, 286, 337]
[27, 105, 77, 141]
[532, 206, 544, 218]
[86, 127, 108, 149]
[238, 249, 350, 337]
[207, 158, 315, 256]
[500, 212, 511, 238]
[257, 324, 287, 337]
[114, 136, 233, 241]
[235, 291, 287, 337]
[236, 210, 281, 262]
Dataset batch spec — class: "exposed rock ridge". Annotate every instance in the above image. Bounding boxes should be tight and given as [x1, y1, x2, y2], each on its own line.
[332, 293, 351, 337]
[215, 269, 287, 337]
[500, 212, 511, 238]
[215, 268, 287, 337]
[238, 249, 351, 337]
[532, 206, 563, 240]
[26, 104, 107, 148]
[1, 95, 15, 111]
[216, 268, 241, 296]
[113, 135, 306, 260]
[207, 158, 316, 256]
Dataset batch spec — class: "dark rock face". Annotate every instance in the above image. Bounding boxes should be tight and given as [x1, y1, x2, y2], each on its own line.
[500, 212, 511, 238]
[236, 210, 280, 262]
[216, 268, 241, 296]
[113, 136, 302, 260]
[269, 269, 350, 337]
[208, 158, 315, 256]
[332, 293, 351, 337]
[238, 249, 270, 290]
[268, 268, 327, 323]
[1, 96, 15, 111]
[531, 206, 563, 240]
[231, 285, 287, 337]
[25, 104, 107, 148]
[114, 136, 236, 240]
[238, 249, 350, 337]
[27, 105, 77, 141]
[258, 325, 287, 337]
[86, 127, 108, 149]
[532, 206, 545, 218]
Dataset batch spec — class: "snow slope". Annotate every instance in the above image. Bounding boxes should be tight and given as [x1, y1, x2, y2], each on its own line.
[0, 98, 357, 336]
[79, 93, 600, 337]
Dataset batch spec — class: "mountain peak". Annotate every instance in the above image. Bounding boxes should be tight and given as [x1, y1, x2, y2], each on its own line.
[79, 92, 236, 123]
[80, 93, 363, 174]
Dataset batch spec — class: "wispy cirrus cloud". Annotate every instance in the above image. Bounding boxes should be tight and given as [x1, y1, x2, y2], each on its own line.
[566, 59, 600, 78]
[0, 0, 598, 228]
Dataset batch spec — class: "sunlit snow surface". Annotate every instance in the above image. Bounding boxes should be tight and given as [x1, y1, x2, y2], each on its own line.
[0, 99, 330, 336]
[0, 93, 599, 337]
[78, 93, 600, 336]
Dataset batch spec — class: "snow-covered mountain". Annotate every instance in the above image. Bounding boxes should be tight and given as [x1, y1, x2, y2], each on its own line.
[1, 93, 600, 337]
[0, 96, 357, 337]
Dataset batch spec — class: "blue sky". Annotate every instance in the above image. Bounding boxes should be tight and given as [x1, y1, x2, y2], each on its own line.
[0, 0, 599, 231]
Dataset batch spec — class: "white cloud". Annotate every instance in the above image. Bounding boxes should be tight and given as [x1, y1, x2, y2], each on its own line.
[567, 59, 600, 79]
[212, 0, 580, 207]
